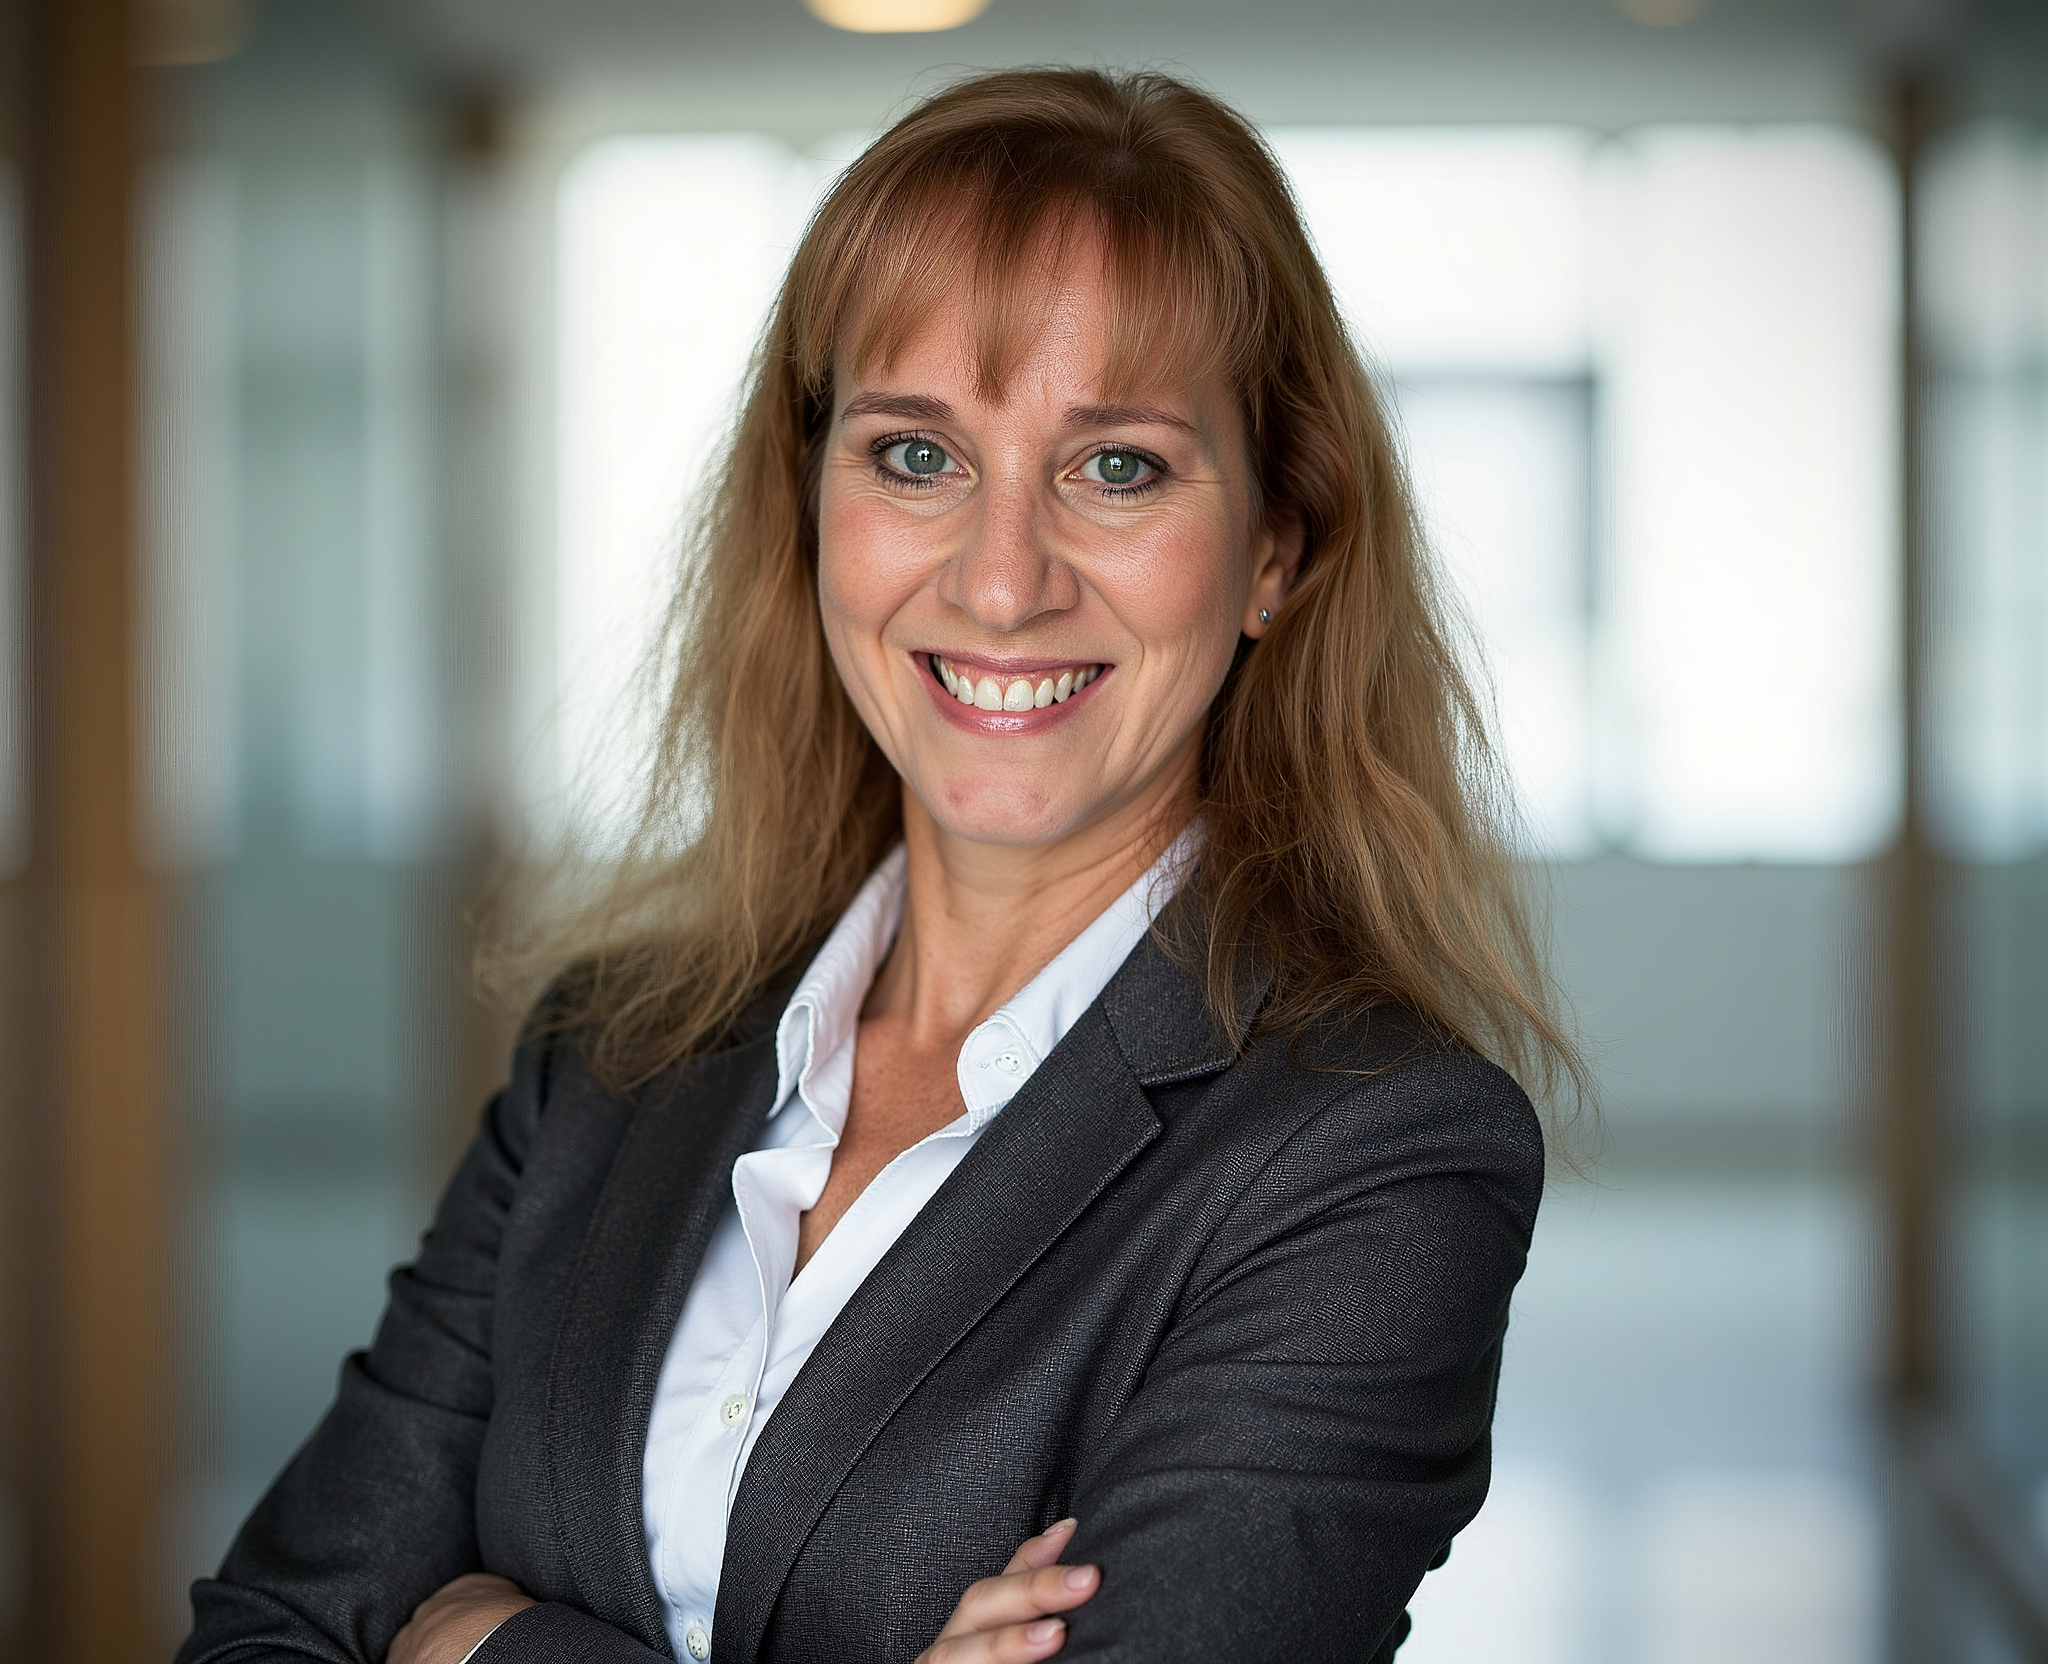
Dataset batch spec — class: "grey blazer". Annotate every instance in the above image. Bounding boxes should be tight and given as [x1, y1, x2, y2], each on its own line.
[178, 928, 1543, 1664]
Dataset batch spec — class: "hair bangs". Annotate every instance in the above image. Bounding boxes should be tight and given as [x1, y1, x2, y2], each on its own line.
[798, 137, 1256, 412]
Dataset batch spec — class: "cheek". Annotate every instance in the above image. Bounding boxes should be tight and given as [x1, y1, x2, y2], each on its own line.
[814, 515, 895, 741]
[1105, 519, 1250, 677]
[816, 493, 915, 670]
[818, 482, 948, 618]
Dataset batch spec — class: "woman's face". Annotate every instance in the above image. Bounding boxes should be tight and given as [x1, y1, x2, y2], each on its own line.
[816, 244, 1295, 854]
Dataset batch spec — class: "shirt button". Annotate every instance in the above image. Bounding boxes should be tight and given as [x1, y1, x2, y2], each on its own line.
[685, 1623, 711, 1660]
[994, 1050, 1022, 1074]
[719, 1393, 748, 1427]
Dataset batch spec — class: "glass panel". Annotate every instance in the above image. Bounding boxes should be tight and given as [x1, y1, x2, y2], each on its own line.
[1271, 127, 1594, 377]
[1399, 377, 1596, 855]
[1922, 117, 2048, 1553]
[1597, 129, 1900, 862]
[1270, 127, 1604, 857]
[1271, 125, 1902, 865]
[547, 135, 836, 842]
[144, 12, 471, 1619]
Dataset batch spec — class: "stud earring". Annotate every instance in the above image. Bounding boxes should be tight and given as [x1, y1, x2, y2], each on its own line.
[1258, 608, 1272, 626]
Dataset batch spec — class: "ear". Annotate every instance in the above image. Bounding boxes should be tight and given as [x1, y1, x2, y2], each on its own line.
[1241, 509, 1306, 639]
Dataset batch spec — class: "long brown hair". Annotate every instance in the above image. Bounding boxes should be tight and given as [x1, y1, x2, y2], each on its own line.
[491, 66, 1588, 1118]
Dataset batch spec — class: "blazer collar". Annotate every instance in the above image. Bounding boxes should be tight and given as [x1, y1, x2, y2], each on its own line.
[713, 926, 1254, 1663]
[1102, 897, 1270, 1087]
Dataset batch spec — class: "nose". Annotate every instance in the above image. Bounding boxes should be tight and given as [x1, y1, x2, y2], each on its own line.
[938, 473, 1079, 632]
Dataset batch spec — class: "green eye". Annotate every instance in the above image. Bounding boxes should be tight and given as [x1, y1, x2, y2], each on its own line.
[888, 439, 950, 476]
[1083, 448, 1154, 488]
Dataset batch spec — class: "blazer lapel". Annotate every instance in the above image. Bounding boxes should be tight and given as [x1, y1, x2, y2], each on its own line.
[715, 931, 1251, 1663]
[543, 1023, 784, 1652]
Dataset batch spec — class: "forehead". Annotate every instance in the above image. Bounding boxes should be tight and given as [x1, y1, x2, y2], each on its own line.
[835, 257, 1197, 424]
[833, 208, 1238, 413]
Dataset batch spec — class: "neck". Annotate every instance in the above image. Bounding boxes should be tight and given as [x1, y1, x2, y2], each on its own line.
[864, 761, 1196, 1050]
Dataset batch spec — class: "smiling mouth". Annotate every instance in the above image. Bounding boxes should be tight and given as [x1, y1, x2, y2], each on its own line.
[929, 654, 1105, 712]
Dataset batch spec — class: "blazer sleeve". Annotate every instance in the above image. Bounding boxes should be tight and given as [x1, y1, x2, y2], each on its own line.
[1057, 1051, 1544, 1663]
[179, 1028, 577, 1664]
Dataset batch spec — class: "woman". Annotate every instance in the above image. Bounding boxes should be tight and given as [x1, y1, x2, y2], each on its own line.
[180, 67, 1577, 1664]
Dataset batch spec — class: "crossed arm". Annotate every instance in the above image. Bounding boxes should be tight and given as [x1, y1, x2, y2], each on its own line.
[388, 1523, 1101, 1664]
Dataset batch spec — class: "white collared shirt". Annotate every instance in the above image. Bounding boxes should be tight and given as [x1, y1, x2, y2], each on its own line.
[637, 835, 1192, 1664]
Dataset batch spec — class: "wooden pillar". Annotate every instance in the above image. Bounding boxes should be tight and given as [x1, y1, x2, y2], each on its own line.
[19, 0, 167, 1658]
[1878, 71, 1939, 1414]
[447, 82, 523, 1178]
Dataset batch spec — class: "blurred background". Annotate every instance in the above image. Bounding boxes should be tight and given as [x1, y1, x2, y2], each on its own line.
[0, 0, 2042, 1659]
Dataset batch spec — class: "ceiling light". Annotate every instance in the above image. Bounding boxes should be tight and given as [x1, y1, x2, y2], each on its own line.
[1611, 0, 1710, 23]
[804, 0, 991, 32]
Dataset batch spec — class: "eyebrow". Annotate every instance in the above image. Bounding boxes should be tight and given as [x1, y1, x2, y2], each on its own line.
[1062, 402, 1202, 437]
[839, 391, 956, 424]
[839, 390, 1204, 439]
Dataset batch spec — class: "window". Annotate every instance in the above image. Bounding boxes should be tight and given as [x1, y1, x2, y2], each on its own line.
[1272, 124, 1899, 861]
[548, 134, 846, 842]
[1922, 123, 2048, 862]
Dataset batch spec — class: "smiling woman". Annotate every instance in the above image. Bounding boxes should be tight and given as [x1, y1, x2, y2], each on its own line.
[178, 67, 1583, 1664]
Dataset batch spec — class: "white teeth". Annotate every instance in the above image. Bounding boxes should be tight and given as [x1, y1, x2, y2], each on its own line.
[937, 659, 1102, 710]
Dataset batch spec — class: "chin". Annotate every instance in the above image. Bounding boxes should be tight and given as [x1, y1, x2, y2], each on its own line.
[920, 775, 1083, 850]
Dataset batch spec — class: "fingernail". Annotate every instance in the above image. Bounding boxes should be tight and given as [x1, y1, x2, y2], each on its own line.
[1026, 1619, 1064, 1643]
[1062, 1565, 1096, 1590]
[1048, 1517, 1077, 1534]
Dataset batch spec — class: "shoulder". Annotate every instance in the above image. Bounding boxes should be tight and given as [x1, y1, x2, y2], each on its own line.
[1100, 929, 1543, 1211]
[1181, 1002, 1546, 1240]
[1126, 1000, 1547, 1352]
[1280, 1005, 1541, 1161]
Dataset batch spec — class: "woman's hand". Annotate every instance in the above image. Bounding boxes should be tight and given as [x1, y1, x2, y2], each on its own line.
[916, 1518, 1100, 1664]
[387, 1572, 536, 1664]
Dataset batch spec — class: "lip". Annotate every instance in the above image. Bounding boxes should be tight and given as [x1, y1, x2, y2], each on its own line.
[923, 650, 1104, 679]
[914, 651, 1110, 734]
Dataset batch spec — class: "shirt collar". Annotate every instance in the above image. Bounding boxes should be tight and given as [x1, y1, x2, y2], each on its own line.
[774, 846, 907, 1132]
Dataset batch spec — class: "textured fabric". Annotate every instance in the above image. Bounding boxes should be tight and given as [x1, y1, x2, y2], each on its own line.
[178, 914, 1543, 1664]
[644, 838, 1190, 1659]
